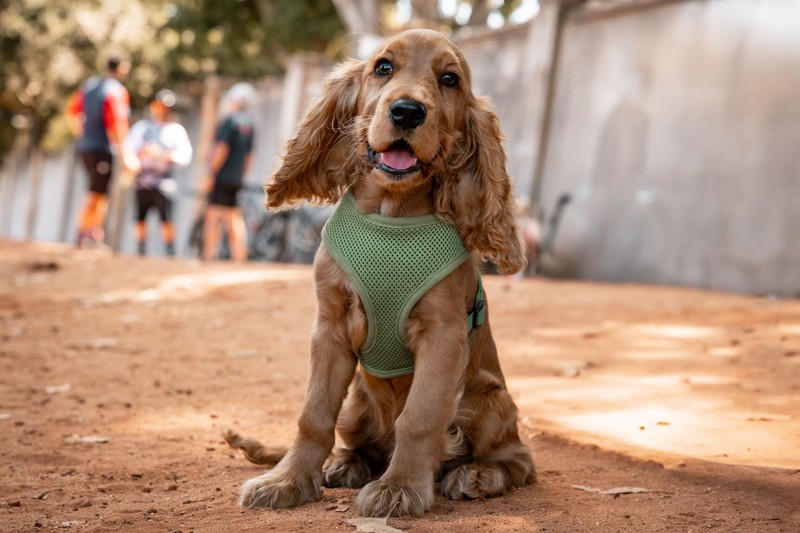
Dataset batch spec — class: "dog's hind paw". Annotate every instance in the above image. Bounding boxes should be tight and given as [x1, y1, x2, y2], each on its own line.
[355, 478, 434, 517]
[323, 448, 373, 488]
[439, 461, 508, 500]
[239, 469, 321, 509]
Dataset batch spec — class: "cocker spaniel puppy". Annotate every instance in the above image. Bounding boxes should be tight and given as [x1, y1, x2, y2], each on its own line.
[227, 28, 534, 518]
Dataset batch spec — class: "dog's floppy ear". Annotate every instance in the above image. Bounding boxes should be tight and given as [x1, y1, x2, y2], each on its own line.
[437, 96, 526, 275]
[265, 59, 364, 210]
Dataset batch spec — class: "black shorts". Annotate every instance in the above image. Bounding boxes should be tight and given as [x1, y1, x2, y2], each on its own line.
[208, 183, 241, 207]
[81, 152, 113, 194]
[136, 188, 172, 222]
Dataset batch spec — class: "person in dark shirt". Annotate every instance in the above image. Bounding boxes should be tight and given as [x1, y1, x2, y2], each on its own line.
[66, 56, 139, 248]
[201, 83, 256, 261]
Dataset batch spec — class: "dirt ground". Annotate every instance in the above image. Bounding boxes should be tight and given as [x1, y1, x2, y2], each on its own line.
[1, 238, 798, 533]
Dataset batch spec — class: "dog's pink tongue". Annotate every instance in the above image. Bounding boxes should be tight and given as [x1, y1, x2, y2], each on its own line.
[380, 149, 417, 170]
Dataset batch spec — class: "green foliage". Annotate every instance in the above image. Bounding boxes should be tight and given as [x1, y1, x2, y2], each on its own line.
[0, 0, 345, 160]
[158, 0, 345, 83]
[0, 0, 526, 161]
[437, 0, 525, 29]
[259, 0, 346, 56]
[497, 0, 524, 20]
[0, 0, 172, 157]
[159, 0, 276, 82]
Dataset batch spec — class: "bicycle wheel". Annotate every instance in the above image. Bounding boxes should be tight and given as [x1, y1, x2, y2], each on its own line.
[188, 216, 205, 259]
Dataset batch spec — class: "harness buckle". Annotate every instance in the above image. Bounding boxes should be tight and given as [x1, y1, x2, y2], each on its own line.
[469, 296, 486, 331]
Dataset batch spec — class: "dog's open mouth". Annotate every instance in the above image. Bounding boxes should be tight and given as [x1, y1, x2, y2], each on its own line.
[367, 141, 420, 176]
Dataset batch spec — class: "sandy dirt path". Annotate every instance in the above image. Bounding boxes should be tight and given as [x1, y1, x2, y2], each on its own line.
[1, 239, 798, 532]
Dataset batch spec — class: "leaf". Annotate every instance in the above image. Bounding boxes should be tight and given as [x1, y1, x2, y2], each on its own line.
[346, 517, 405, 533]
[64, 434, 109, 444]
[33, 488, 62, 500]
[571, 484, 655, 495]
[87, 338, 119, 349]
[328, 503, 350, 512]
[225, 349, 260, 358]
[745, 413, 792, 422]
[44, 383, 71, 394]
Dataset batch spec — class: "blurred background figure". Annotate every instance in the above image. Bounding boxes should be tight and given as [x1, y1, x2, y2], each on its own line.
[124, 89, 193, 256]
[520, 193, 572, 277]
[66, 56, 138, 248]
[202, 82, 256, 262]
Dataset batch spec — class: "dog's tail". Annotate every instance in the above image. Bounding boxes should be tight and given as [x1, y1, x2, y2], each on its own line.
[221, 428, 287, 466]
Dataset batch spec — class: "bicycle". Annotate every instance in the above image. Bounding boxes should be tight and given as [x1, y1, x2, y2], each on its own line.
[187, 185, 333, 263]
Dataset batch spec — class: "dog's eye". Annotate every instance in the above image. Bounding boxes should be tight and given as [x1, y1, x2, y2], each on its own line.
[374, 60, 393, 77]
[440, 72, 459, 88]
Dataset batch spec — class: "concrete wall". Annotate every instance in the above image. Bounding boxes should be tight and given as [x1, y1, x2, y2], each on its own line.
[3, 1, 798, 295]
[455, 23, 535, 197]
[538, 0, 800, 296]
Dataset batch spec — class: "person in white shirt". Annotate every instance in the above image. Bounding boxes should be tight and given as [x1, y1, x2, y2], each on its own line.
[125, 89, 193, 256]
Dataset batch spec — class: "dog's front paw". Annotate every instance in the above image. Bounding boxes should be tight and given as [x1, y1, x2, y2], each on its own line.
[239, 468, 321, 509]
[355, 478, 434, 517]
[440, 461, 507, 500]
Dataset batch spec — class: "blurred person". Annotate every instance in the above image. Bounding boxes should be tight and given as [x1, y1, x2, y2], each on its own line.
[520, 193, 572, 277]
[124, 89, 193, 256]
[202, 82, 256, 262]
[66, 56, 138, 247]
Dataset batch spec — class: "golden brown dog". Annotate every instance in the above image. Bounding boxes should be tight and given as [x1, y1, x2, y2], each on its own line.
[229, 28, 534, 517]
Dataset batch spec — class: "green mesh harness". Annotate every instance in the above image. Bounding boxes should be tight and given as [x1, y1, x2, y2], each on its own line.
[322, 192, 485, 378]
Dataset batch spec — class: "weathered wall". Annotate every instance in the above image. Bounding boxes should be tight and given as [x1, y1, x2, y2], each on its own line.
[2, 1, 798, 295]
[454, 23, 534, 196]
[538, 0, 800, 296]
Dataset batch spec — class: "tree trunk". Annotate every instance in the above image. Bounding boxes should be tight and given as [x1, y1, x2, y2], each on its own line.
[0, 131, 29, 235]
[411, 0, 439, 23]
[106, 160, 131, 252]
[59, 149, 79, 243]
[522, 0, 571, 204]
[468, 0, 492, 26]
[24, 149, 45, 241]
[330, 0, 381, 35]
[190, 76, 223, 238]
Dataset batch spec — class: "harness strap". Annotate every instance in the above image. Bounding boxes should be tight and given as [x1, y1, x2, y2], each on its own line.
[467, 275, 486, 332]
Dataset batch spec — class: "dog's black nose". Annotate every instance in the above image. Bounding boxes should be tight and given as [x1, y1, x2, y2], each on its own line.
[389, 99, 426, 130]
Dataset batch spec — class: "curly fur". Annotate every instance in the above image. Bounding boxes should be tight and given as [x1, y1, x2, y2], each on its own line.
[235, 29, 534, 518]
